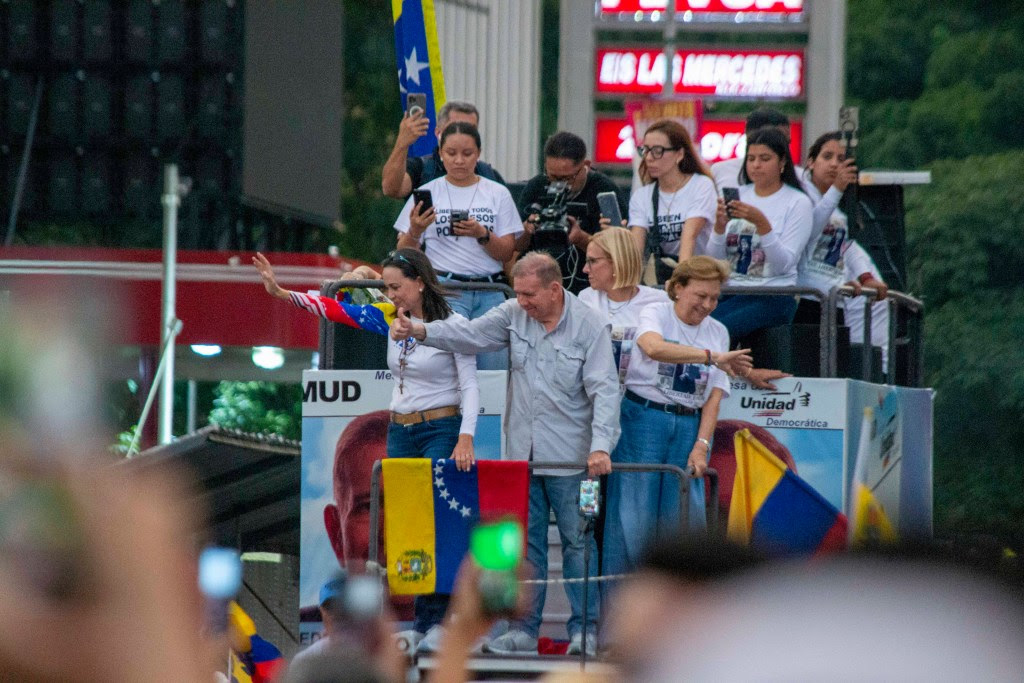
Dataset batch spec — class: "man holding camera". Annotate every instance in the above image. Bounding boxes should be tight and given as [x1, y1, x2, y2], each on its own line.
[390, 251, 620, 657]
[516, 132, 627, 294]
[381, 100, 505, 199]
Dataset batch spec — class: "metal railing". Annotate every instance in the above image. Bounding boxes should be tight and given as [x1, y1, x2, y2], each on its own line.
[829, 285, 925, 386]
[318, 278, 514, 370]
[365, 459, 720, 574]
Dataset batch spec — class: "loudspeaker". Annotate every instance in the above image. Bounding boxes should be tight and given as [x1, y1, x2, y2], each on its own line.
[850, 184, 908, 292]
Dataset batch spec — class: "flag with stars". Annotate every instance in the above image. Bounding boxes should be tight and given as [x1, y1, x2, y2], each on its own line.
[382, 458, 528, 595]
[392, 0, 447, 157]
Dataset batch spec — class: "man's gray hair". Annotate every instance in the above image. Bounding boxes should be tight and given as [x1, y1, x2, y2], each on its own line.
[511, 251, 562, 286]
[438, 100, 479, 126]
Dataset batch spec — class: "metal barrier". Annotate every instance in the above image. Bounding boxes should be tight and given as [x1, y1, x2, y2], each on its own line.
[365, 459, 720, 575]
[829, 285, 925, 386]
[318, 278, 514, 370]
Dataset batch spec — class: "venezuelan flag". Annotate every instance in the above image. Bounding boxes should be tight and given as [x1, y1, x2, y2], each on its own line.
[727, 429, 847, 555]
[392, 0, 447, 157]
[849, 407, 898, 547]
[383, 459, 528, 595]
[227, 601, 285, 683]
[288, 291, 396, 336]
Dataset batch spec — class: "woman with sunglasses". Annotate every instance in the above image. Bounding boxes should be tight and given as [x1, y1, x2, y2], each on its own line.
[707, 127, 814, 340]
[253, 248, 477, 653]
[628, 120, 718, 284]
[394, 121, 522, 370]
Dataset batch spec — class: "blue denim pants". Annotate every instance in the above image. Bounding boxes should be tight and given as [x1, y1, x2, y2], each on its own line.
[711, 293, 799, 340]
[603, 398, 706, 580]
[387, 414, 461, 633]
[516, 473, 599, 639]
[442, 280, 508, 371]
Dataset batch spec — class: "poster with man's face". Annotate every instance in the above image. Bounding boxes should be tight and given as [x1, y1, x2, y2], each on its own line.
[299, 369, 505, 643]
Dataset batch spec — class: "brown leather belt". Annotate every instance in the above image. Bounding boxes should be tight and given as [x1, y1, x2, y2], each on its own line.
[390, 405, 460, 426]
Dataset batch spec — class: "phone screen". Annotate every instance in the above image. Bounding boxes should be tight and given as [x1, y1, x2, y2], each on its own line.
[470, 519, 523, 571]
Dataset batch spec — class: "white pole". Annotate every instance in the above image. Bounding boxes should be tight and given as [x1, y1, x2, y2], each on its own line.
[806, 0, 847, 143]
[159, 164, 181, 445]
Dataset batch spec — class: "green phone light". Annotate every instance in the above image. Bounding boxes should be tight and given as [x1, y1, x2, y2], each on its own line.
[470, 519, 523, 571]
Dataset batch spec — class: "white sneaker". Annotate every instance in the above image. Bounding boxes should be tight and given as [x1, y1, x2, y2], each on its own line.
[566, 632, 596, 657]
[416, 624, 445, 654]
[393, 629, 423, 656]
[483, 629, 538, 655]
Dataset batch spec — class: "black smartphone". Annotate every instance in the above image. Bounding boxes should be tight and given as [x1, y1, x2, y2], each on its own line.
[597, 191, 622, 227]
[722, 187, 740, 218]
[406, 92, 427, 117]
[412, 189, 433, 213]
[450, 209, 470, 224]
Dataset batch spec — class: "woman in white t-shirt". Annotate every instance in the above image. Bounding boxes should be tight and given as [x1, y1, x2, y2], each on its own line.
[253, 248, 476, 649]
[603, 256, 734, 574]
[394, 122, 522, 370]
[795, 131, 890, 371]
[706, 127, 814, 340]
[628, 120, 718, 284]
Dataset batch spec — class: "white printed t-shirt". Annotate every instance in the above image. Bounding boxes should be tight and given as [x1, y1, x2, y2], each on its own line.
[628, 175, 717, 258]
[798, 177, 849, 295]
[705, 183, 813, 287]
[394, 176, 521, 276]
[624, 301, 730, 410]
[578, 285, 667, 384]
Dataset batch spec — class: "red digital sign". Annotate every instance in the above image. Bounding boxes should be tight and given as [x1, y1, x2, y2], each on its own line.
[597, 47, 804, 98]
[594, 117, 803, 166]
[598, 0, 804, 14]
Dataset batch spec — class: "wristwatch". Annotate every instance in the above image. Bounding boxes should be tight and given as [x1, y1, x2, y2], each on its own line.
[476, 231, 491, 245]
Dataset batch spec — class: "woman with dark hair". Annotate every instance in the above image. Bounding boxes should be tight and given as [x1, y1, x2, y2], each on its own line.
[627, 120, 718, 283]
[394, 121, 521, 370]
[706, 127, 814, 339]
[253, 248, 478, 653]
[797, 131, 890, 370]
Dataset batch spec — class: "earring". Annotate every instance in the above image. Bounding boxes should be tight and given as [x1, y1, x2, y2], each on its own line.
[419, 288, 423, 293]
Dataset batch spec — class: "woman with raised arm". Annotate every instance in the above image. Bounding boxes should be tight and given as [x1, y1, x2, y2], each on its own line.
[796, 131, 890, 371]
[707, 127, 814, 340]
[627, 120, 718, 283]
[394, 121, 522, 370]
[253, 248, 477, 654]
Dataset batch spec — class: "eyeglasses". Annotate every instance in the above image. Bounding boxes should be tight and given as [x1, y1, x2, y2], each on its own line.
[546, 163, 585, 184]
[584, 256, 610, 266]
[384, 251, 412, 268]
[637, 145, 681, 160]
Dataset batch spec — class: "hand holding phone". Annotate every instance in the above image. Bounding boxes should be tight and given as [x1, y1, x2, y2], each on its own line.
[722, 187, 740, 218]
[406, 92, 427, 118]
[597, 191, 623, 228]
[412, 189, 433, 214]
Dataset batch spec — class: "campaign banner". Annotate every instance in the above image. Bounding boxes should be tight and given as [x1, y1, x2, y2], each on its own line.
[596, 47, 805, 98]
[598, 0, 804, 15]
[594, 116, 802, 165]
[298, 368, 506, 643]
[714, 377, 933, 532]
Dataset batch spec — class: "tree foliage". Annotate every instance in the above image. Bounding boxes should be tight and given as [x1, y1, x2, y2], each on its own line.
[208, 381, 302, 441]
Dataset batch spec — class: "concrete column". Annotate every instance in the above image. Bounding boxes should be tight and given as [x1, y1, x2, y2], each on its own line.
[805, 0, 847, 144]
[557, 0, 595, 141]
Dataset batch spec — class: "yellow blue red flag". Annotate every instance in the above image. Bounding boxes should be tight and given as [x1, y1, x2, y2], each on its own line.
[727, 428, 847, 555]
[392, 0, 447, 157]
[382, 458, 529, 595]
[849, 407, 898, 547]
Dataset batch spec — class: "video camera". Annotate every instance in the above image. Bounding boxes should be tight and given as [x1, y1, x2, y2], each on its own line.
[525, 181, 588, 251]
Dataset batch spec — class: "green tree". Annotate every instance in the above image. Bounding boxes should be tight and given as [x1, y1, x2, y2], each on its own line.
[207, 381, 302, 441]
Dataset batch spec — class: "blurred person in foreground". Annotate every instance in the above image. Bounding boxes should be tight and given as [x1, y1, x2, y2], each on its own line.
[382, 100, 505, 200]
[391, 251, 620, 656]
[633, 545, 1024, 682]
[515, 131, 627, 294]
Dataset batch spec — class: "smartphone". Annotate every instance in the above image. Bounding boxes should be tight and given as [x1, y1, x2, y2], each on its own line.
[722, 187, 740, 218]
[199, 546, 242, 634]
[597, 191, 623, 227]
[412, 189, 433, 213]
[449, 209, 470, 224]
[470, 519, 523, 616]
[579, 479, 600, 518]
[406, 92, 427, 117]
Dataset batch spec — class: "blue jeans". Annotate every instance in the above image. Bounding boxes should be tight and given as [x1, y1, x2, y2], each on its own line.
[387, 414, 461, 633]
[442, 280, 508, 371]
[517, 473, 598, 639]
[711, 293, 798, 340]
[603, 398, 706, 579]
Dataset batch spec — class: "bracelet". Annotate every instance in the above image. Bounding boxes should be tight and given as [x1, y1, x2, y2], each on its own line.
[857, 272, 873, 285]
[696, 437, 711, 451]
[476, 231, 491, 245]
[704, 349, 713, 366]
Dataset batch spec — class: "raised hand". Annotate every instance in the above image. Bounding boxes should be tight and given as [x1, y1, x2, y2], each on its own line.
[252, 252, 288, 299]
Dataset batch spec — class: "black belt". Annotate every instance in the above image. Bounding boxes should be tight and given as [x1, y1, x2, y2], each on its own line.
[624, 389, 700, 416]
[439, 271, 508, 284]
